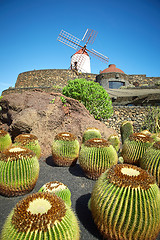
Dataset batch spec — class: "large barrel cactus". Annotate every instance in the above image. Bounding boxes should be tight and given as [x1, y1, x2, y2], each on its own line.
[38, 181, 72, 206]
[140, 141, 160, 186]
[79, 138, 118, 180]
[51, 132, 79, 166]
[82, 127, 101, 143]
[14, 133, 41, 159]
[0, 130, 12, 152]
[0, 146, 39, 196]
[90, 164, 160, 240]
[121, 132, 154, 165]
[1, 192, 80, 240]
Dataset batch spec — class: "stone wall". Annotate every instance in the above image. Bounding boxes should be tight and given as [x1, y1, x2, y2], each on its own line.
[128, 75, 160, 86]
[15, 69, 96, 88]
[104, 106, 151, 136]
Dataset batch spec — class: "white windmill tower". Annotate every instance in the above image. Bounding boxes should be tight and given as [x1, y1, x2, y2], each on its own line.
[57, 29, 109, 73]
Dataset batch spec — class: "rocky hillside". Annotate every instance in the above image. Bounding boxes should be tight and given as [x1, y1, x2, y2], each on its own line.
[0, 90, 116, 157]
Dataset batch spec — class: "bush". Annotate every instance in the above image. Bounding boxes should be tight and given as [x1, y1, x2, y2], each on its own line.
[62, 78, 113, 120]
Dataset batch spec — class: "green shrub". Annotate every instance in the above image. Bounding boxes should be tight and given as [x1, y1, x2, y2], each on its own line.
[62, 78, 113, 120]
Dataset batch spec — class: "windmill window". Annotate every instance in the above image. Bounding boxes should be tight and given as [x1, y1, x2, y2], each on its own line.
[109, 81, 125, 89]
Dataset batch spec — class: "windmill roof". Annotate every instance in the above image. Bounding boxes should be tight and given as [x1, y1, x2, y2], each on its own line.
[74, 48, 89, 56]
[100, 64, 125, 74]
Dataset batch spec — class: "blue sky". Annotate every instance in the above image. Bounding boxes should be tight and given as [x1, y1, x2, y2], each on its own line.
[0, 0, 160, 95]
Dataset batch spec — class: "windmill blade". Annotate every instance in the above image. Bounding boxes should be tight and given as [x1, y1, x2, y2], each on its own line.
[82, 29, 98, 45]
[57, 30, 82, 50]
[88, 48, 109, 63]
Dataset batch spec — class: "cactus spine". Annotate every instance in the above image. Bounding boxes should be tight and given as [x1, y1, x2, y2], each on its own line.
[14, 133, 41, 159]
[90, 164, 160, 240]
[1, 192, 80, 240]
[79, 138, 118, 180]
[51, 132, 79, 166]
[121, 132, 153, 165]
[108, 134, 120, 152]
[140, 141, 160, 186]
[82, 127, 101, 143]
[0, 130, 12, 152]
[38, 181, 72, 206]
[0, 146, 39, 196]
[120, 121, 133, 144]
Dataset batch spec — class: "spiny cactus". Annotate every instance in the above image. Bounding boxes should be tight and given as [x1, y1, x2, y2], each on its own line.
[90, 164, 160, 240]
[108, 134, 120, 152]
[79, 138, 118, 180]
[121, 132, 154, 165]
[0, 146, 39, 197]
[120, 121, 133, 144]
[0, 130, 12, 152]
[1, 192, 80, 240]
[38, 181, 72, 206]
[140, 141, 160, 186]
[14, 133, 41, 159]
[51, 132, 79, 166]
[82, 127, 101, 143]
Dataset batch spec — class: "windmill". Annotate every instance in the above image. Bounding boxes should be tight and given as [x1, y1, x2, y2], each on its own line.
[57, 29, 109, 73]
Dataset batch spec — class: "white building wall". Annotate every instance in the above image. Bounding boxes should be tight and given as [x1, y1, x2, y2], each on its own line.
[71, 54, 91, 73]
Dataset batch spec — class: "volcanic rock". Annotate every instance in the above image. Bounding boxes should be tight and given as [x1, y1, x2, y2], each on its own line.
[0, 90, 116, 157]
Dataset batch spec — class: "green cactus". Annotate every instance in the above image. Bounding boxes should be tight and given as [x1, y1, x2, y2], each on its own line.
[14, 133, 41, 159]
[51, 132, 79, 166]
[1, 192, 80, 240]
[79, 138, 118, 180]
[0, 146, 39, 197]
[108, 134, 120, 152]
[38, 181, 72, 206]
[0, 130, 12, 152]
[121, 132, 154, 165]
[120, 121, 133, 144]
[90, 164, 160, 240]
[82, 127, 101, 143]
[140, 141, 160, 186]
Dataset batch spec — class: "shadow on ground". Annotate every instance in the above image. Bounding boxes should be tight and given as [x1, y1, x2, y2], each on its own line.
[76, 193, 103, 240]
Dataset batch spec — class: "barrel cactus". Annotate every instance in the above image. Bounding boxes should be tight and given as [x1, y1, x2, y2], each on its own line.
[82, 127, 101, 143]
[0, 130, 12, 152]
[14, 133, 41, 159]
[90, 164, 160, 240]
[140, 141, 160, 186]
[120, 121, 133, 144]
[0, 146, 39, 196]
[79, 138, 118, 180]
[1, 192, 80, 240]
[38, 181, 72, 206]
[51, 132, 79, 166]
[121, 132, 154, 165]
[108, 134, 120, 152]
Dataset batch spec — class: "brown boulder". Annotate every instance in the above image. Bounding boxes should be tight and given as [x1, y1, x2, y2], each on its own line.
[0, 90, 116, 157]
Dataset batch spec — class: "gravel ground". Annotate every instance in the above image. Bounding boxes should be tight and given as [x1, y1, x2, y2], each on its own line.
[0, 157, 160, 240]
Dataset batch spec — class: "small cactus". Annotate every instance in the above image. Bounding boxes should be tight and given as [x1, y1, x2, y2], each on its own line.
[0, 130, 12, 152]
[82, 127, 101, 143]
[51, 132, 79, 166]
[79, 138, 118, 180]
[140, 141, 160, 186]
[38, 181, 72, 206]
[90, 164, 160, 240]
[14, 133, 41, 159]
[0, 146, 39, 196]
[120, 121, 133, 144]
[121, 132, 154, 165]
[1, 192, 80, 240]
[108, 134, 120, 152]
